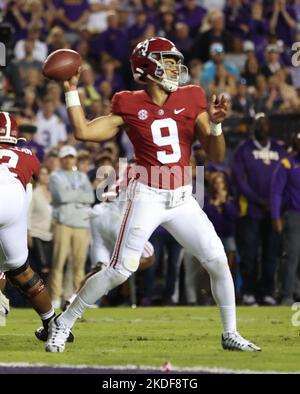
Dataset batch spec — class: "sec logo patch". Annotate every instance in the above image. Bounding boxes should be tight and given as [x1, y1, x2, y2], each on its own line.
[138, 109, 148, 120]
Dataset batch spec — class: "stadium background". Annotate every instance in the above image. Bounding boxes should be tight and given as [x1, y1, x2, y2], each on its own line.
[1, 0, 300, 373]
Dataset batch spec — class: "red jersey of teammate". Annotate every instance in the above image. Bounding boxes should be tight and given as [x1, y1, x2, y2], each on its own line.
[0, 143, 40, 188]
[112, 85, 206, 189]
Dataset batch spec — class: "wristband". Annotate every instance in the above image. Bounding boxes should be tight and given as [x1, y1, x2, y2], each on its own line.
[65, 90, 81, 108]
[210, 122, 222, 136]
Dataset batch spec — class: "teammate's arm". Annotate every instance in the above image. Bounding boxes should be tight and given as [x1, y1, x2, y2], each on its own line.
[63, 74, 125, 142]
[195, 95, 228, 162]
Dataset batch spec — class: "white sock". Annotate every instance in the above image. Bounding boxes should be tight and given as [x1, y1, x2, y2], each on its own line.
[219, 305, 236, 334]
[58, 295, 89, 328]
[39, 307, 55, 321]
[58, 267, 127, 329]
[201, 255, 237, 334]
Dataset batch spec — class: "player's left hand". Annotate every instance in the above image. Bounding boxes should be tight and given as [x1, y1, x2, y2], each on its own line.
[208, 94, 228, 124]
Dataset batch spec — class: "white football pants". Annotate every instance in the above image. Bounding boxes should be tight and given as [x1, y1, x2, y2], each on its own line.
[109, 180, 226, 277]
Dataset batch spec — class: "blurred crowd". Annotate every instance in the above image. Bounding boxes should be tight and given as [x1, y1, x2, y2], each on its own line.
[1, 0, 300, 308]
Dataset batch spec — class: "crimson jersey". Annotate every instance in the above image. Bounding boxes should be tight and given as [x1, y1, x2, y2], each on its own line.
[112, 85, 206, 188]
[0, 144, 40, 188]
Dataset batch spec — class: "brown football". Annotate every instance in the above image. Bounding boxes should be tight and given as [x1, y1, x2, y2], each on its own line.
[42, 49, 82, 81]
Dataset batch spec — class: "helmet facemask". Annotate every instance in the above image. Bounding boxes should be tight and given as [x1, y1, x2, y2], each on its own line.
[147, 52, 188, 92]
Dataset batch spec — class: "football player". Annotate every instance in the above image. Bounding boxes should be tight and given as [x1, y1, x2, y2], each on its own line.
[46, 37, 261, 352]
[0, 112, 56, 337]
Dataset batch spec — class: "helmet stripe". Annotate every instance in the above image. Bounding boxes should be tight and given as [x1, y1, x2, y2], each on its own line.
[2, 112, 11, 138]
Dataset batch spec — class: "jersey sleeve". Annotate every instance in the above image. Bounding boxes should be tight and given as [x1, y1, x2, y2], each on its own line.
[192, 85, 207, 115]
[111, 91, 127, 116]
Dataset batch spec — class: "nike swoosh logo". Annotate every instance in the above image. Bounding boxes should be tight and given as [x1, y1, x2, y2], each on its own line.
[174, 108, 185, 114]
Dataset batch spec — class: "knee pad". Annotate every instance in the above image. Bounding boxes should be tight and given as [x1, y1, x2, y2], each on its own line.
[23, 273, 45, 299]
[6, 261, 45, 299]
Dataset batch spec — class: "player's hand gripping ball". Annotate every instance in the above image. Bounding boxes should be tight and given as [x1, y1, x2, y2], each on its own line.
[42, 49, 82, 81]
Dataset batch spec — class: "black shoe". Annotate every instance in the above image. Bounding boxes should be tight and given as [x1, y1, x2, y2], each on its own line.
[35, 326, 74, 342]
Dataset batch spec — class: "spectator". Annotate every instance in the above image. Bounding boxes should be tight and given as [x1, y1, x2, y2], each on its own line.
[5, 0, 31, 42]
[54, 0, 90, 38]
[254, 74, 279, 114]
[96, 59, 125, 95]
[28, 166, 53, 281]
[190, 9, 233, 63]
[87, 0, 117, 33]
[186, 58, 202, 86]
[77, 150, 92, 174]
[247, 1, 268, 64]
[208, 64, 237, 98]
[44, 149, 61, 174]
[242, 51, 260, 87]
[79, 63, 101, 108]
[271, 133, 300, 305]
[201, 43, 240, 89]
[231, 113, 287, 305]
[268, 0, 297, 47]
[15, 38, 43, 82]
[47, 26, 69, 53]
[156, 11, 176, 41]
[128, 9, 155, 48]
[45, 81, 69, 127]
[231, 78, 255, 118]
[35, 98, 67, 151]
[17, 123, 45, 162]
[261, 44, 282, 79]
[225, 36, 247, 74]
[173, 23, 193, 62]
[205, 172, 238, 279]
[19, 86, 39, 122]
[96, 11, 129, 63]
[14, 22, 48, 63]
[176, 0, 206, 38]
[224, 0, 250, 39]
[273, 69, 300, 113]
[49, 145, 94, 308]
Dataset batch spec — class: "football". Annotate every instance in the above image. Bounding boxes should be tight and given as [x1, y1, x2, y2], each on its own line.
[42, 49, 82, 81]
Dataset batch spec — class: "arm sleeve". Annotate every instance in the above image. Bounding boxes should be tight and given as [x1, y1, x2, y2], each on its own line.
[231, 146, 262, 205]
[49, 174, 81, 204]
[270, 162, 287, 220]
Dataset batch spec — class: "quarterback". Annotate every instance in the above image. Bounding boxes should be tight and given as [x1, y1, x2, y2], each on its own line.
[46, 37, 261, 353]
